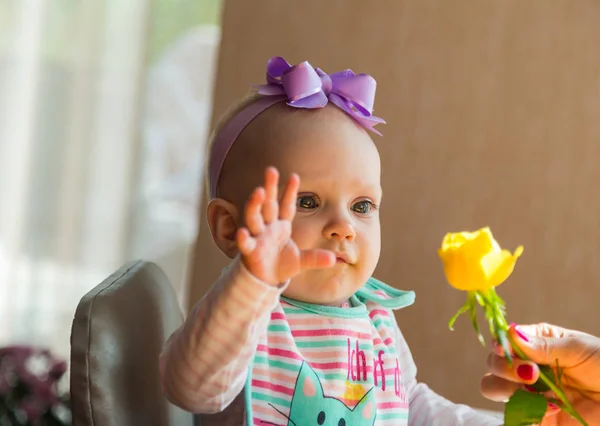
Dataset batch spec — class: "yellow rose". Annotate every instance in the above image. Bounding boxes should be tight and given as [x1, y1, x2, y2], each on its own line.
[438, 227, 523, 291]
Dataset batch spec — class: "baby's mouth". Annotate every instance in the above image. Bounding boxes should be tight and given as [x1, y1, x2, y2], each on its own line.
[333, 252, 354, 265]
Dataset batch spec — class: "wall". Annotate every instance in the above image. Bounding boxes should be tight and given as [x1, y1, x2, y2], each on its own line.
[188, 0, 600, 410]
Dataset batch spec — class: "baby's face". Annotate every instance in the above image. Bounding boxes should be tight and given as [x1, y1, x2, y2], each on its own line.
[271, 106, 382, 305]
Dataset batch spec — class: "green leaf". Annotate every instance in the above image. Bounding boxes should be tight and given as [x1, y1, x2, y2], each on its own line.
[474, 292, 485, 306]
[485, 303, 496, 336]
[448, 303, 469, 331]
[469, 300, 486, 346]
[504, 389, 548, 426]
[496, 329, 513, 364]
[493, 290, 506, 307]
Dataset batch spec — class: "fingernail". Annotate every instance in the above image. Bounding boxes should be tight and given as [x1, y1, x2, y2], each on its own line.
[517, 364, 534, 381]
[514, 325, 530, 342]
[548, 402, 559, 410]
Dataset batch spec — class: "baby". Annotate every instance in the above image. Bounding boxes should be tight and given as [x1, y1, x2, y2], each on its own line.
[160, 56, 503, 425]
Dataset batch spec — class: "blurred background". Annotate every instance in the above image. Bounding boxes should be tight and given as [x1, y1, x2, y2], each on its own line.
[0, 0, 221, 359]
[0, 1, 221, 421]
[2, 0, 600, 423]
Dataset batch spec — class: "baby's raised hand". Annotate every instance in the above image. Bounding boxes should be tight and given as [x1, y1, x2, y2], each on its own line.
[236, 167, 335, 286]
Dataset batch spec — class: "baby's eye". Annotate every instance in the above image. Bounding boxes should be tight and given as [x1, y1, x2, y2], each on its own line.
[297, 195, 319, 210]
[352, 200, 377, 214]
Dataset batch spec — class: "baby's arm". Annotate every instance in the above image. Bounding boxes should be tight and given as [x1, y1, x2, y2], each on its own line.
[159, 256, 284, 413]
[160, 168, 335, 414]
[393, 319, 504, 425]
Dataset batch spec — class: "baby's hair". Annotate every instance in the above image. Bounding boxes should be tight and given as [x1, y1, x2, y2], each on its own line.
[203, 91, 263, 197]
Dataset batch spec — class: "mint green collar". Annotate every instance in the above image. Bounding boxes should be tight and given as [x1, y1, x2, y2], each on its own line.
[355, 276, 415, 309]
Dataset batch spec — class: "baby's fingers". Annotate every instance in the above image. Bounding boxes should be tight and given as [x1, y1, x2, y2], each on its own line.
[236, 228, 257, 255]
[299, 249, 336, 270]
[245, 187, 266, 235]
[279, 173, 300, 222]
[262, 167, 280, 224]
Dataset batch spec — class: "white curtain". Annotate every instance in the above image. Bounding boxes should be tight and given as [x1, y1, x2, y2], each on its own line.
[0, 0, 220, 362]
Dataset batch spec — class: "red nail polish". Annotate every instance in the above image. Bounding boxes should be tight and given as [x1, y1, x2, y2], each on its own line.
[517, 364, 534, 381]
[548, 402, 559, 410]
[514, 326, 530, 342]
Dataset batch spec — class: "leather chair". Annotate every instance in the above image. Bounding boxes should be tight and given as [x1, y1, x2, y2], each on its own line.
[69, 260, 197, 426]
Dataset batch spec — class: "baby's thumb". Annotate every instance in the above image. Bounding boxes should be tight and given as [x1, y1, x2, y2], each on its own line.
[510, 324, 571, 366]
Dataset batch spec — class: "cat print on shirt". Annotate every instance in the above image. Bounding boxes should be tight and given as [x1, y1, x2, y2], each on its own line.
[269, 362, 377, 426]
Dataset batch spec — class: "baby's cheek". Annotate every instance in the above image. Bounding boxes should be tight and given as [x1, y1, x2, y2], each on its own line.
[359, 229, 381, 268]
[290, 221, 318, 250]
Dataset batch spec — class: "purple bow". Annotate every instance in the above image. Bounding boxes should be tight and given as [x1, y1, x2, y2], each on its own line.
[254, 56, 385, 135]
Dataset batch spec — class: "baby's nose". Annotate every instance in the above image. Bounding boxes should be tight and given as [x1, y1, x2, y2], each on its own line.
[323, 219, 356, 241]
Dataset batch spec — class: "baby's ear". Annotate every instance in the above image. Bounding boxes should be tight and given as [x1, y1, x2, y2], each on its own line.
[206, 198, 240, 258]
[293, 362, 323, 401]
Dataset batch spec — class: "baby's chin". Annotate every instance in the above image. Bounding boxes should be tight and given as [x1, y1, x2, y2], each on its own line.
[283, 271, 366, 306]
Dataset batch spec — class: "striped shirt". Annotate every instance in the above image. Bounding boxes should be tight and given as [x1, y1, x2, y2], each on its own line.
[250, 286, 411, 426]
[159, 256, 503, 425]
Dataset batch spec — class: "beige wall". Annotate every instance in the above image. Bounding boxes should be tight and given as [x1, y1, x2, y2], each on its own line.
[188, 0, 600, 410]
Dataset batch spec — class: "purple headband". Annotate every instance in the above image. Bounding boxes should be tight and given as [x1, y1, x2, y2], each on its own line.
[208, 56, 385, 199]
